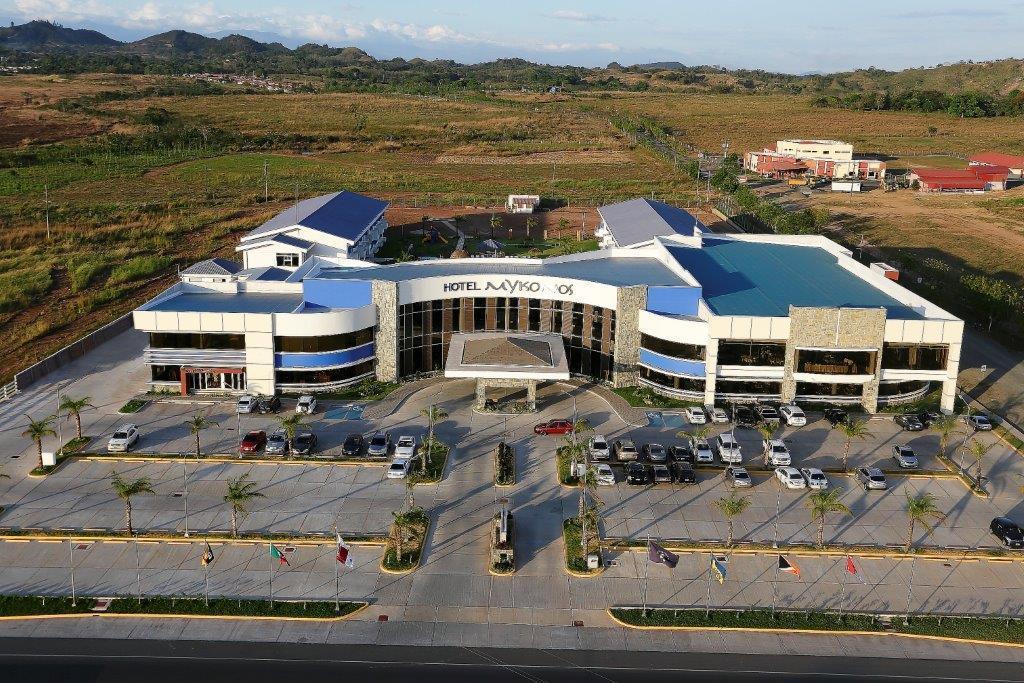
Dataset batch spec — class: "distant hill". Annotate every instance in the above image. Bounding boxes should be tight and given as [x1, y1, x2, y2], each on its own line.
[127, 30, 289, 57]
[0, 19, 121, 49]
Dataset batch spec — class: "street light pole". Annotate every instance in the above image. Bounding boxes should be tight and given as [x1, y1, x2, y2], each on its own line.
[68, 538, 76, 607]
[182, 459, 190, 538]
[772, 482, 782, 549]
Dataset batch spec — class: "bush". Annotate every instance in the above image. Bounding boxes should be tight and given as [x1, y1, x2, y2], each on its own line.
[0, 264, 54, 312]
[495, 441, 515, 485]
[108, 597, 362, 619]
[107, 255, 172, 285]
[70, 259, 109, 292]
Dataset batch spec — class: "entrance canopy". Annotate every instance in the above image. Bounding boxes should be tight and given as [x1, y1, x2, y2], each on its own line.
[445, 332, 570, 380]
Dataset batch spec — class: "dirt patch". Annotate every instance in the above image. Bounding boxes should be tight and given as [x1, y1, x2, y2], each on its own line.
[434, 150, 634, 165]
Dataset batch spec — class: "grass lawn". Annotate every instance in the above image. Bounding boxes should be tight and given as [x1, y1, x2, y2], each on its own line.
[613, 386, 701, 409]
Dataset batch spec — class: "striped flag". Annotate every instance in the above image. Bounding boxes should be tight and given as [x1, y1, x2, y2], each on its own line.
[778, 555, 800, 578]
[200, 542, 214, 567]
[711, 556, 727, 585]
[336, 533, 354, 568]
[270, 543, 290, 566]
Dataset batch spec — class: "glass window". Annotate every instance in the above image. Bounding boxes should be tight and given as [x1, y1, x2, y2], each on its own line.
[276, 253, 300, 267]
[717, 340, 785, 366]
[795, 350, 876, 375]
[149, 333, 245, 350]
[640, 334, 705, 361]
[274, 327, 374, 353]
[881, 344, 948, 371]
[275, 360, 374, 386]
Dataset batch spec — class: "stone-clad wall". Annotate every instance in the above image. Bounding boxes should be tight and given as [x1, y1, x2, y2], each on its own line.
[372, 280, 399, 382]
[783, 306, 887, 412]
[613, 285, 647, 388]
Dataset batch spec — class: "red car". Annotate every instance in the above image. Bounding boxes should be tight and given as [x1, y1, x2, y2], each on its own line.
[534, 419, 574, 436]
[239, 430, 267, 454]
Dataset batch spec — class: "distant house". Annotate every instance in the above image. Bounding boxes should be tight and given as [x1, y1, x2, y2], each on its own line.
[548, 86, 563, 94]
[745, 139, 885, 180]
[909, 166, 1009, 193]
[506, 195, 541, 214]
[969, 152, 1024, 179]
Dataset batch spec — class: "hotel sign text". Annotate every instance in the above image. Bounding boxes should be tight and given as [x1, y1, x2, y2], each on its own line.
[442, 279, 574, 296]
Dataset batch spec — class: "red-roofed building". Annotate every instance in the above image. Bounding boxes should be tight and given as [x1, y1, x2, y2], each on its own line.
[909, 166, 1008, 193]
[969, 152, 1024, 177]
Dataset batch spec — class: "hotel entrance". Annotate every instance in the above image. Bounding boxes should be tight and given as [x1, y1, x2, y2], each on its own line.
[180, 367, 247, 395]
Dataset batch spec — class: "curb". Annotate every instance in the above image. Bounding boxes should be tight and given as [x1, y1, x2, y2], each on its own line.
[605, 542, 1017, 562]
[604, 610, 1024, 649]
[0, 602, 369, 624]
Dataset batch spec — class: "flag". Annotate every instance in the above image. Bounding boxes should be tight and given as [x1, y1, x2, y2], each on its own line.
[711, 556, 727, 585]
[270, 543, 290, 566]
[778, 555, 800, 578]
[647, 540, 679, 569]
[201, 542, 214, 567]
[336, 533, 354, 568]
[846, 555, 857, 575]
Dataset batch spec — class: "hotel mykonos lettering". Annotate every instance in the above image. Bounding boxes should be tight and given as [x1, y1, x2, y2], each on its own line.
[442, 279, 574, 296]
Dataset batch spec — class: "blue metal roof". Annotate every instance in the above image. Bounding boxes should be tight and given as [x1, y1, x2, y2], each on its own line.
[598, 198, 704, 246]
[244, 191, 388, 243]
[666, 239, 923, 319]
[147, 293, 303, 314]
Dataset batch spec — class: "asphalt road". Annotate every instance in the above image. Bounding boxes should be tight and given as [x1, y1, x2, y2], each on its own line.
[0, 638, 1020, 683]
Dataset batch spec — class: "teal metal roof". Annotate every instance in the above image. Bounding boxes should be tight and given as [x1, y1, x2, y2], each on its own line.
[666, 239, 923, 319]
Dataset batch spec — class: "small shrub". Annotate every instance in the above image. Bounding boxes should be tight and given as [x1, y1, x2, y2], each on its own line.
[70, 259, 109, 292]
[107, 255, 172, 285]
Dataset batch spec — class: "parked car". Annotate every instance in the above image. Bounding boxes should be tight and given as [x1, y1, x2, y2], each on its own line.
[235, 394, 258, 414]
[684, 406, 707, 425]
[626, 462, 649, 485]
[534, 419, 574, 436]
[652, 464, 672, 483]
[255, 396, 281, 414]
[594, 463, 615, 486]
[856, 467, 887, 491]
[894, 413, 925, 431]
[673, 462, 697, 484]
[107, 424, 140, 453]
[732, 405, 757, 428]
[716, 433, 742, 464]
[757, 405, 781, 426]
[367, 431, 392, 457]
[239, 430, 267, 455]
[292, 432, 318, 456]
[692, 438, 714, 464]
[779, 404, 806, 427]
[990, 517, 1024, 549]
[966, 413, 994, 431]
[891, 444, 919, 469]
[725, 466, 752, 488]
[800, 467, 829, 490]
[588, 435, 610, 461]
[669, 444, 694, 463]
[642, 443, 668, 463]
[341, 433, 364, 457]
[762, 439, 791, 466]
[823, 408, 848, 427]
[708, 406, 729, 424]
[295, 395, 318, 414]
[775, 466, 807, 490]
[386, 458, 413, 479]
[614, 439, 639, 462]
[917, 411, 941, 428]
[395, 435, 418, 459]
[266, 429, 289, 456]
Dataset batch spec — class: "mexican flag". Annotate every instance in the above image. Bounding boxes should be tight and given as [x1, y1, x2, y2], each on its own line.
[270, 543, 290, 566]
[336, 533, 354, 568]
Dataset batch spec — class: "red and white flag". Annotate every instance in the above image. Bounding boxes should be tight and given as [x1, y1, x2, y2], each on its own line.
[846, 555, 866, 582]
[336, 533, 354, 568]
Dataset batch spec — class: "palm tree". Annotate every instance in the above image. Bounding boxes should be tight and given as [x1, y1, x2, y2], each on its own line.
[714, 491, 751, 547]
[224, 474, 264, 537]
[404, 474, 420, 510]
[391, 509, 413, 563]
[111, 473, 154, 535]
[22, 415, 57, 471]
[967, 439, 994, 484]
[420, 404, 448, 472]
[277, 413, 307, 455]
[836, 418, 871, 471]
[489, 214, 502, 239]
[184, 414, 218, 458]
[578, 465, 599, 526]
[806, 489, 851, 547]
[904, 492, 944, 552]
[525, 216, 538, 240]
[58, 395, 93, 440]
[930, 414, 960, 461]
[680, 425, 711, 443]
[756, 422, 775, 461]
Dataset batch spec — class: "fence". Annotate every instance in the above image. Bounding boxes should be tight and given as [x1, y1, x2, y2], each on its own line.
[9, 312, 135, 396]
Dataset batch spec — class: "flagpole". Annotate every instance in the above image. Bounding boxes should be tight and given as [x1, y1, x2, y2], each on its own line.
[705, 553, 714, 618]
[334, 530, 341, 613]
[904, 555, 917, 621]
[770, 556, 780, 618]
[204, 561, 210, 607]
[838, 556, 847, 621]
[135, 534, 142, 604]
[642, 535, 650, 617]
[68, 538, 76, 607]
[269, 543, 274, 609]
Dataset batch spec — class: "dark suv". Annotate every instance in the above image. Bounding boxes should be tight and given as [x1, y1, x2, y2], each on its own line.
[991, 517, 1024, 548]
[672, 462, 696, 484]
[732, 405, 757, 428]
[824, 408, 848, 426]
[894, 413, 925, 431]
[255, 396, 281, 414]
[626, 462, 650, 485]
[342, 433, 365, 457]
[670, 444, 694, 463]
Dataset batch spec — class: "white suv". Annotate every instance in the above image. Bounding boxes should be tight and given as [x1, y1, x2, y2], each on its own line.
[589, 435, 610, 461]
[762, 439, 792, 466]
[107, 424, 140, 452]
[779, 404, 806, 427]
[691, 438, 714, 463]
[716, 434, 742, 464]
[235, 394, 257, 414]
[295, 395, 317, 414]
[685, 406, 707, 425]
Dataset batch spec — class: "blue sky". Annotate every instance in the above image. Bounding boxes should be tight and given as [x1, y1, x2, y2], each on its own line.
[4, 0, 1024, 73]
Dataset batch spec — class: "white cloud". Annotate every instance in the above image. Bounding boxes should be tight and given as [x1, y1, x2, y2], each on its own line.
[545, 10, 612, 22]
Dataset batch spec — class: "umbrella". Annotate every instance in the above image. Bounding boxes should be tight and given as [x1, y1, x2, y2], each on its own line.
[480, 239, 504, 251]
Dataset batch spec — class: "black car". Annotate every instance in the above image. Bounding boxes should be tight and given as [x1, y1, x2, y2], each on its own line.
[672, 462, 696, 484]
[917, 411, 941, 428]
[823, 408, 848, 426]
[991, 517, 1024, 549]
[732, 405, 757, 428]
[894, 413, 925, 431]
[669, 444, 694, 463]
[254, 395, 281, 414]
[342, 433, 365, 457]
[626, 462, 650, 485]
[292, 432, 318, 456]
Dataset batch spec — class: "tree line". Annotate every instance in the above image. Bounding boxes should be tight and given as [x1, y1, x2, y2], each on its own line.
[811, 89, 1024, 118]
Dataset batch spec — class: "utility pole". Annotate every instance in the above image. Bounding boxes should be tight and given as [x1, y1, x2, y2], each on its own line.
[44, 184, 51, 240]
[263, 159, 269, 203]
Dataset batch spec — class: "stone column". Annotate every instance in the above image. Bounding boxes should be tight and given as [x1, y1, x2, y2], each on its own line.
[941, 340, 962, 413]
[527, 380, 537, 408]
[372, 280, 399, 383]
[475, 379, 487, 409]
[613, 285, 647, 389]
